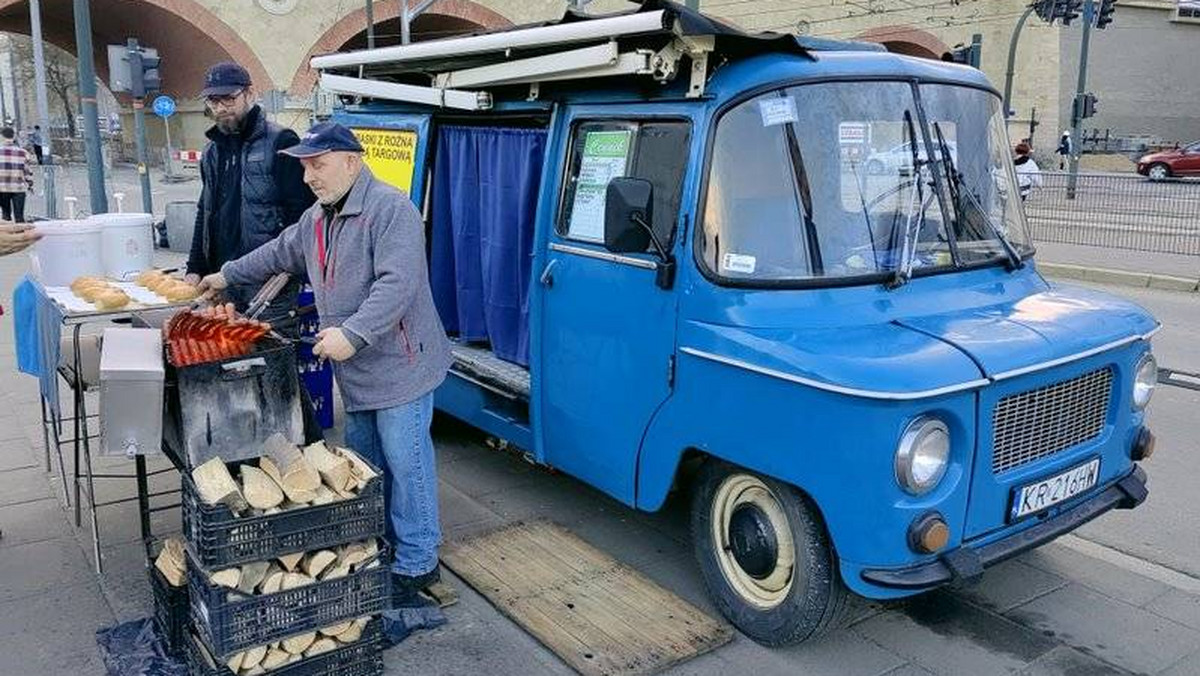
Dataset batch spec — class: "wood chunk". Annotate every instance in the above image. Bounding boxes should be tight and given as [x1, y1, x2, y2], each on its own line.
[237, 561, 271, 594]
[339, 542, 371, 568]
[304, 441, 354, 494]
[335, 617, 370, 644]
[321, 563, 350, 581]
[311, 485, 337, 505]
[336, 446, 379, 491]
[241, 645, 267, 670]
[192, 457, 247, 513]
[154, 538, 187, 587]
[240, 465, 284, 510]
[263, 507, 281, 515]
[261, 647, 290, 670]
[281, 572, 314, 590]
[303, 637, 338, 658]
[303, 550, 337, 579]
[258, 456, 284, 486]
[211, 568, 241, 589]
[278, 552, 304, 572]
[259, 569, 285, 595]
[263, 433, 321, 503]
[226, 651, 244, 673]
[281, 631, 316, 655]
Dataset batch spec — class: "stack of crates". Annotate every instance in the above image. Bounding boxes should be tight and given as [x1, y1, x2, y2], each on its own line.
[154, 452, 391, 675]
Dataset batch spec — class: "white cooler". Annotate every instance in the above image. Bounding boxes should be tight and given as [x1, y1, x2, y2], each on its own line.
[31, 220, 103, 286]
[100, 328, 164, 457]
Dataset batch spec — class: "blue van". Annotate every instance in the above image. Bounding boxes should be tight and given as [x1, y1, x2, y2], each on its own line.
[316, 2, 1160, 645]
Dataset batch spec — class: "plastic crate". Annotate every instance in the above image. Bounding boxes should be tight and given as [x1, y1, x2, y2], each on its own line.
[186, 618, 383, 676]
[188, 546, 391, 659]
[149, 559, 189, 657]
[181, 456, 385, 569]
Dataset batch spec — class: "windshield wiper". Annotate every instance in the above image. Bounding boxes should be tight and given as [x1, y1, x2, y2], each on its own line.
[783, 123, 823, 275]
[931, 122, 1024, 271]
[887, 110, 925, 290]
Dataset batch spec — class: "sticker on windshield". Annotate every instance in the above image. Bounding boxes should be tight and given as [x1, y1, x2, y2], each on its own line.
[722, 253, 757, 275]
[758, 97, 798, 127]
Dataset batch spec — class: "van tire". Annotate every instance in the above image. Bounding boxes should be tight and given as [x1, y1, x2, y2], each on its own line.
[691, 461, 849, 646]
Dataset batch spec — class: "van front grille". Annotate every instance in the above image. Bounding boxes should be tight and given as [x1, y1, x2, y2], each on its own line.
[991, 368, 1113, 474]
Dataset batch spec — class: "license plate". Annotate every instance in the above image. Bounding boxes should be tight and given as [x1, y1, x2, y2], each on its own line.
[1011, 458, 1101, 520]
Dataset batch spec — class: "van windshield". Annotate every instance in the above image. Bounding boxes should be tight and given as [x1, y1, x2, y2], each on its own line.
[699, 81, 1033, 284]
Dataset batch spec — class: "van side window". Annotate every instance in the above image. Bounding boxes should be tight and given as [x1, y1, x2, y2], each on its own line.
[558, 120, 691, 250]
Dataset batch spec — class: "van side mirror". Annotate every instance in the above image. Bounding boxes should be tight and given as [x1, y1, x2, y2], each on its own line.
[604, 178, 654, 254]
[604, 177, 676, 289]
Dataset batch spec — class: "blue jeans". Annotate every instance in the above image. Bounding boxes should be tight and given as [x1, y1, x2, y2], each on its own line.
[344, 393, 440, 576]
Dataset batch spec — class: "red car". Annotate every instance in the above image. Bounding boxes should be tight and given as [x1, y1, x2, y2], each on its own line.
[1137, 141, 1200, 180]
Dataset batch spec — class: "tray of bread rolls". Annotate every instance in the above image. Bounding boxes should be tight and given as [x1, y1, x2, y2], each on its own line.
[44, 269, 202, 316]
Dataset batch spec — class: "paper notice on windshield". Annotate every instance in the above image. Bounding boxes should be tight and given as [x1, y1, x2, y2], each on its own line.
[721, 253, 757, 275]
[758, 97, 798, 127]
[567, 130, 634, 241]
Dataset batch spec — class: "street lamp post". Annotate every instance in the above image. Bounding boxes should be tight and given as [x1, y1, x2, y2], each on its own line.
[72, 0, 108, 216]
[29, 0, 57, 218]
[1002, 4, 1037, 118]
[1066, 0, 1095, 199]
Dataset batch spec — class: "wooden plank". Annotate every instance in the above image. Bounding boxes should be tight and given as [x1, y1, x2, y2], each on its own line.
[443, 521, 732, 676]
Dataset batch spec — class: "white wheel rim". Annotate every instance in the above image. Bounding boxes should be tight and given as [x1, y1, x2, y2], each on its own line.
[1150, 166, 1167, 179]
[710, 474, 796, 610]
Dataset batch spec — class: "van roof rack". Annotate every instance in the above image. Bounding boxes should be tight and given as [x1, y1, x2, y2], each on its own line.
[312, 0, 882, 111]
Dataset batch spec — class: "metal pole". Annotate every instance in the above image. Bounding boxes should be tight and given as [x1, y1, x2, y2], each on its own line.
[8, 42, 22, 130]
[73, 0, 107, 215]
[128, 39, 153, 215]
[30, 0, 57, 218]
[1003, 5, 1036, 118]
[162, 115, 173, 179]
[1066, 0, 1094, 199]
[366, 0, 376, 49]
[401, 0, 410, 45]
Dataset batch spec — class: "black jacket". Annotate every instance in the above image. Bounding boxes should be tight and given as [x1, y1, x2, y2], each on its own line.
[187, 105, 314, 309]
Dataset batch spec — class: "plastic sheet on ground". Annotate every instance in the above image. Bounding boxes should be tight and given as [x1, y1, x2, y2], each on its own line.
[95, 618, 188, 676]
[382, 597, 448, 647]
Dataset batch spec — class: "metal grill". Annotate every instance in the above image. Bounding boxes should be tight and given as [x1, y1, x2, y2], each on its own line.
[991, 368, 1113, 474]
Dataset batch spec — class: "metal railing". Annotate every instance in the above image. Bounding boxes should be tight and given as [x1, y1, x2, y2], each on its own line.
[1023, 172, 1200, 256]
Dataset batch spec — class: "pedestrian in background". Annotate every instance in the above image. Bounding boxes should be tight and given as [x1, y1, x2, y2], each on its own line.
[30, 126, 45, 165]
[1056, 130, 1072, 170]
[0, 128, 32, 222]
[1014, 142, 1042, 201]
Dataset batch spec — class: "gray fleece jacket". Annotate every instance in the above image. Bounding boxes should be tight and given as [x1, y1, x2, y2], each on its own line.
[223, 167, 452, 412]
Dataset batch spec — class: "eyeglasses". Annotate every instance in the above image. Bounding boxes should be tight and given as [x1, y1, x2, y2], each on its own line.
[205, 91, 244, 108]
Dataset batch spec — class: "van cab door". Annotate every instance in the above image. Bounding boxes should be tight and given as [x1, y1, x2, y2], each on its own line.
[538, 107, 694, 504]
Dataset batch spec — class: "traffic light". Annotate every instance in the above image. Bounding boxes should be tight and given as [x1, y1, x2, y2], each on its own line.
[1095, 0, 1117, 29]
[1074, 92, 1098, 120]
[941, 35, 981, 68]
[1032, 0, 1057, 22]
[1056, 0, 1084, 25]
[129, 48, 161, 98]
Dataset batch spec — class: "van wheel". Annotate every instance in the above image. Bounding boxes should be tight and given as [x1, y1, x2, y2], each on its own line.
[1147, 163, 1171, 181]
[691, 461, 848, 646]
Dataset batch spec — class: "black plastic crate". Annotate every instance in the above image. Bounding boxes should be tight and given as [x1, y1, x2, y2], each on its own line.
[186, 618, 383, 676]
[181, 455, 385, 569]
[149, 558, 189, 657]
[188, 545, 391, 659]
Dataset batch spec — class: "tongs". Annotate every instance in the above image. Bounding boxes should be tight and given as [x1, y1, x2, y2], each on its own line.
[244, 272, 292, 320]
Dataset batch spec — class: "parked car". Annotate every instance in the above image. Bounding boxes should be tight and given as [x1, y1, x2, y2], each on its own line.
[1137, 141, 1200, 180]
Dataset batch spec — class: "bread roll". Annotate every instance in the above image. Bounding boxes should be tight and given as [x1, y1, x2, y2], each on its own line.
[70, 276, 105, 292]
[136, 270, 165, 287]
[148, 276, 176, 293]
[94, 290, 130, 310]
[164, 283, 199, 302]
[76, 282, 112, 302]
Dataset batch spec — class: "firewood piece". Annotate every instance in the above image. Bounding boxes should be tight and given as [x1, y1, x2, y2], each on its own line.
[339, 542, 371, 569]
[302, 550, 337, 579]
[281, 572, 314, 590]
[321, 563, 350, 581]
[303, 441, 354, 495]
[263, 434, 321, 503]
[335, 617, 370, 644]
[311, 485, 338, 505]
[336, 447, 378, 491]
[226, 652, 245, 673]
[192, 457, 247, 513]
[258, 457, 283, 486]
[277, 552, 304, 572]
[240, 465, 284, 511]
[237, 561, 271, 594]
[154, 537, 187, 587]
[259, 568, 286, 595]
[303, 637, 338, 658]
[260, 647, 289, 670]
[319, 621, 352, 637]
[211, 568, 241, 589]
[281, 631, 316, 655]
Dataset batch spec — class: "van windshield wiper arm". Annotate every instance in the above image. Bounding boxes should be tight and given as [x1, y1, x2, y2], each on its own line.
[887, 110, 924, 290]
[931, 122, 1023, 271]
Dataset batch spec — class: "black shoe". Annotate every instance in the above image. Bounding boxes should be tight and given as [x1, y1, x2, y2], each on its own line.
[392, 568, 440, 606]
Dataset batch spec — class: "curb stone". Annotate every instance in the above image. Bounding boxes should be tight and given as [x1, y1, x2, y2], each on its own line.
[1038, 262, 1200, 293]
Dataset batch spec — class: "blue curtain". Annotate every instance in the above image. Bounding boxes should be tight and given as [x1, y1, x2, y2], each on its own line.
[430, 126, 545, 367]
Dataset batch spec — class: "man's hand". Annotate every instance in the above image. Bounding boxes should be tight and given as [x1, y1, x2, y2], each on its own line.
[197, 272, 228, 300]
[184, 273, 201, 286]
[0, 223, 40, 257]
[312, 328, 357, 362]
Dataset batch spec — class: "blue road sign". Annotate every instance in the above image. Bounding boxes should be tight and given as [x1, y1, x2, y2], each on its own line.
[152, 95, 176, 118]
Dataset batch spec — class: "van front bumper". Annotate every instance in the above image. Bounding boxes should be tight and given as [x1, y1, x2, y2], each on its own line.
[860, 465, 1148, 590]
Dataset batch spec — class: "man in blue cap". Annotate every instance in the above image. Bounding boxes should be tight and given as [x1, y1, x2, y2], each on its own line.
[184, 62, 314, 314]
[199, 123, 454, 633]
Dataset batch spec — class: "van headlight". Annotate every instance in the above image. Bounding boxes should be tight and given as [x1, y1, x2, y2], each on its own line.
[895, 416, 950, 495]
[1133, 353, 1157, 410]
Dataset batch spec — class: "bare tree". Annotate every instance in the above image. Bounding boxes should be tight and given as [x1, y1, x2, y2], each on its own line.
[8, 35, 81, 137]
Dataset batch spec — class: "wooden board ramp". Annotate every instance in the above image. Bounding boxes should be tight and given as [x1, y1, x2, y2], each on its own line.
[442, 520, 733, 676]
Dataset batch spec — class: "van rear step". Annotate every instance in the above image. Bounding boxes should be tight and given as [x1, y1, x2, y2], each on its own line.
[450, 343, 531, 400]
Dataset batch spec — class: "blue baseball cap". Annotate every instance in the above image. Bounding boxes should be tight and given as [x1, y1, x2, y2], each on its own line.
[279, 122, 365, 158]
[201, 62, 252, 97]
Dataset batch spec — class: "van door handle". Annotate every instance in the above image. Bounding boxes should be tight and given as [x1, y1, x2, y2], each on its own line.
[539, 260, 558, 288]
